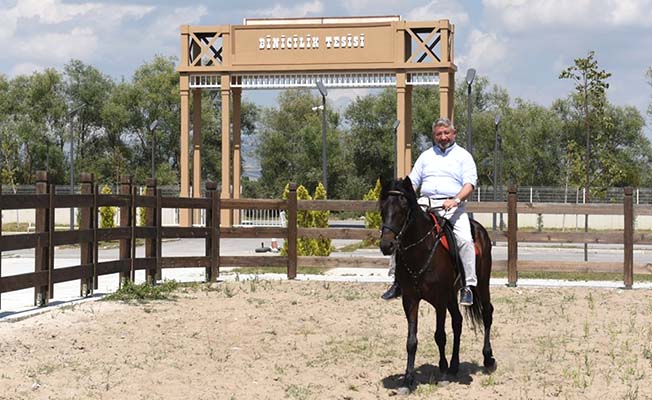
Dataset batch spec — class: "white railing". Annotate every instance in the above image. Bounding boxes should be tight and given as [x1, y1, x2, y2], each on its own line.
[237, 209, 286, 227]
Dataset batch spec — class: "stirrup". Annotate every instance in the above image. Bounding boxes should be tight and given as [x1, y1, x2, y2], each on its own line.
[459, 286, 473, 306]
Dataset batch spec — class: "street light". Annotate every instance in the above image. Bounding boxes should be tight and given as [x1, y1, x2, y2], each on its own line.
[392, 120, 400, 178]
[493, 114, 502, 234]
[149, 120, 159, 179]
[68, 104, 85, 230]
[465, 68, 476, 155]
[316, 81, 328, 193]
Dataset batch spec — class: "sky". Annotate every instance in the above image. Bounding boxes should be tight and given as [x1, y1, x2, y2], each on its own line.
[1, 0, 652, 137]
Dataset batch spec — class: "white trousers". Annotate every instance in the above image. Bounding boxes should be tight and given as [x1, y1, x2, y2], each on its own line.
[417, 197, 477, 287]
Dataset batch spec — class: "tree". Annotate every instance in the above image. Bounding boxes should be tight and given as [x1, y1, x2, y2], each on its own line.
[63, 60, 115, 182]
[257, 89, 346, 198]
[559, 51, 611, 196]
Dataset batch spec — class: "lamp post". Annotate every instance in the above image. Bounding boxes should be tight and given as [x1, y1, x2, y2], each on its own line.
[493, 114, 502, 234]
[68, 104, 85, 230]
[316, 81, 328, 192]
[149, 120, 159, 179]
[392, 120, 400, 178]
[465, 68, 476, 155]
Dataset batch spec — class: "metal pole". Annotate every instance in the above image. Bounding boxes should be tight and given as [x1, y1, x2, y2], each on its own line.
[69, 119, 75, 230]
[467, 83, 473, 155]
[151, 128, 156, 179]
[321, 94, 327, 193]
[493, 126, 498, 233]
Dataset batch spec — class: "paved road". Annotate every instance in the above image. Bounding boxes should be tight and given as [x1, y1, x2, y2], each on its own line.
[2, 237, 651, 320]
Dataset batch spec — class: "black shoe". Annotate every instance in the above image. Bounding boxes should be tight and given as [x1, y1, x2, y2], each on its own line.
[381, 282, 401, 300]
[459, 286, 473, 306]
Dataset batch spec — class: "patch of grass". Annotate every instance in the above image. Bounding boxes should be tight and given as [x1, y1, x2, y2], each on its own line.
[103, 280, 179, 302]
[336, 240, 377, 252]
[229, 266, 329, 275]
[285, 384, 314, 399]
[491, 270, 652, 282]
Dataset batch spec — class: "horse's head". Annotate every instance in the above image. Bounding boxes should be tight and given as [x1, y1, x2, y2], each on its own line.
[379, 177, 418, 255]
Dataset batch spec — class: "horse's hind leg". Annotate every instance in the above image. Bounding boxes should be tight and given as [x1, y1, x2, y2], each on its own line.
[434, 304, 448, 374]
[447, 300, 462, 375]
[482, 300, 496, 369]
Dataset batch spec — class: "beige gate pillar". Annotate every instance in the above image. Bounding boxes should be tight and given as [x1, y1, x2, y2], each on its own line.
[179, 75, 191, 227]
[220, 74, 232, 226]
[396, 72, 413, 177]
[439, 71, 455, 122]
[192, 89, 202, 224]
[232, 87, 242, 226]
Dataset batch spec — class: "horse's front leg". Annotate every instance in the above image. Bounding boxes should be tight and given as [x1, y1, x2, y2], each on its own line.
[447, 297, 463, 375]
[434, 304, 448, 374]
[400, 295, 420, 393]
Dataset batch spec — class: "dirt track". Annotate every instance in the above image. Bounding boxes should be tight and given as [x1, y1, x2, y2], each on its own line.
[1, 280, 652, 399]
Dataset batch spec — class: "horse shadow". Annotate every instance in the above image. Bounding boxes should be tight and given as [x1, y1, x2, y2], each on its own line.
[382, 361, 493, 390]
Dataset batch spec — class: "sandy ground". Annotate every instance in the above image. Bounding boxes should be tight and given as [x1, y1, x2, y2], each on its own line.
[1, 280, 652, 400]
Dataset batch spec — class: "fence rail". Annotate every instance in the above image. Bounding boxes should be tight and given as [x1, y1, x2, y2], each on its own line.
[2, 172, 652, 310]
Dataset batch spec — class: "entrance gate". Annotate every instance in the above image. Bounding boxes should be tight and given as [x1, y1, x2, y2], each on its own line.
[178, 16, 457, 226]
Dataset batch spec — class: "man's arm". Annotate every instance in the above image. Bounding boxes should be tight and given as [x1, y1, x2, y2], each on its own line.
[442, 183, 474, 210]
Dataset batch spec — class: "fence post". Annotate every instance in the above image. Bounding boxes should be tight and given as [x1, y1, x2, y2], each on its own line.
[205, 181, 220, 282]
[624, 187, 634, 289]
[156, 189, 162, 281]
[507, 185, 518, 287]
[119, 175, 133, 286]
[34, 171, 50, 306]
[0, 182, 2, 309]
[80, 173, 94, 297]
[145, 178, 157, 284]
[287, 183, 298, 279]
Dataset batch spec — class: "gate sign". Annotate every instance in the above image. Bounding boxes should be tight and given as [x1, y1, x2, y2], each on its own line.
[233, 24, 393, 66]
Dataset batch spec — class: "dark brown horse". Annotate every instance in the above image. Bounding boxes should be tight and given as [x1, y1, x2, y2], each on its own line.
[379, 177, 495, 393]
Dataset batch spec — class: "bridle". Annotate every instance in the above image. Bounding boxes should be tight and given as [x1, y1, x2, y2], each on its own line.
[380, 190, 412, 245]
[381, 189, 449, 284]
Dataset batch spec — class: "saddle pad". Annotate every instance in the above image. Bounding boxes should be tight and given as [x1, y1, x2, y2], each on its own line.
[428, 212, 479, 256]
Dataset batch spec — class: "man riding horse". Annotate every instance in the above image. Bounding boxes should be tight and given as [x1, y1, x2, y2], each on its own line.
[382, 117, 477, 306]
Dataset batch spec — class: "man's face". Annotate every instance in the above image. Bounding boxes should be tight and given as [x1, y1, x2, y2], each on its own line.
[432, 124, 456, 151]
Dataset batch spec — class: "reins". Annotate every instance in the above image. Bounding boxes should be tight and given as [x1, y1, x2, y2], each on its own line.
[382, 189, 447, 284]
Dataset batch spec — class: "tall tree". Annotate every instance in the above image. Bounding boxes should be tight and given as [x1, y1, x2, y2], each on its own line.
[559, 51, 611, 196]
[257, 89, 346, 198]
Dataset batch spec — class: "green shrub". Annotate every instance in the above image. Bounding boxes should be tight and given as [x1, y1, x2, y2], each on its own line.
[363, 179, 382, 246]
[312, 182, 331, 256]
[99, 185, 117, 228]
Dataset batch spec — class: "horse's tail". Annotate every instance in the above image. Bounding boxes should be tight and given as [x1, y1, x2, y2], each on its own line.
[464, 218, 493, 333]
[464, 287, 484, 332]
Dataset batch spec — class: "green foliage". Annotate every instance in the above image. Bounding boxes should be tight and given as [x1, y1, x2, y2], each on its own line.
[99, 185, 117, 228]
[312, 182, 331, 256]
[257, 89, 348, 198]
[363, 178, 382, 230]
[103, 280, 179, 302]
[280, 182, 331, 256]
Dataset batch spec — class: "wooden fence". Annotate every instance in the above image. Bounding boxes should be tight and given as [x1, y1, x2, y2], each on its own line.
[1, 172, 652, 310]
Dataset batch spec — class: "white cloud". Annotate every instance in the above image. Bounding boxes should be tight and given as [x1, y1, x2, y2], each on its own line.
[456, 29, 509, 76]
[17, 28, 99, 62]
[483, 0, 652, 31]
[339, 0, 402, 14]
[405, 0, 469, 24]
[149, 6, 208, 39]
[10, 62, 46, 76]
[254, 1, 324, 18]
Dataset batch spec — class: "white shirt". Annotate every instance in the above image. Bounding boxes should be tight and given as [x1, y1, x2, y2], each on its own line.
[408, 143, 477, 199]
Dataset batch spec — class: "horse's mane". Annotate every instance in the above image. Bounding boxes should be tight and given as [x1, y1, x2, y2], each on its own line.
[380, 177, 420, 214]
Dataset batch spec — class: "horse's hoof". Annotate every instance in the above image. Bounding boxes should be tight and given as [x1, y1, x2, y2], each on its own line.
[484, 358, 497, 372]
[397, 386, 411, 395]
[438, 378, 450, 387]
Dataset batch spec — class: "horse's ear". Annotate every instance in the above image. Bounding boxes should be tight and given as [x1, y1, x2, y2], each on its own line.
[402, 176, 413, 190]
